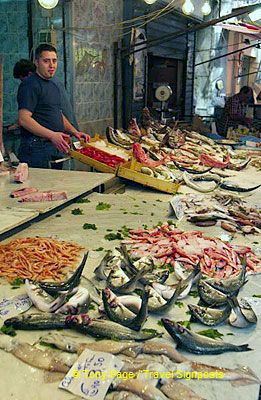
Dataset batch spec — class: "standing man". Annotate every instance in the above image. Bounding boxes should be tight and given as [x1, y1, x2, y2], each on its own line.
[17, 44, 89, 168]
[217, 86, 254, 136]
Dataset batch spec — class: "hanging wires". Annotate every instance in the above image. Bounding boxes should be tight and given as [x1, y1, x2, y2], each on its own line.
[55, 0, 178, 36]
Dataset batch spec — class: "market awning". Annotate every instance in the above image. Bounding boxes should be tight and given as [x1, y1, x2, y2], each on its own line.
[217, 22, 261, 39]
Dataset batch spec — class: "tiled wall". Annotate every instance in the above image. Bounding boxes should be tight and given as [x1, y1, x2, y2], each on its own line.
[0, 0, 28, 126]
[71, 0, 123, 134]
[1, 0, 123, 134]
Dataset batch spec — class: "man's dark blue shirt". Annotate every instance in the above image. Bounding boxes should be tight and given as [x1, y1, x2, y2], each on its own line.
[17, 73, 64, 139]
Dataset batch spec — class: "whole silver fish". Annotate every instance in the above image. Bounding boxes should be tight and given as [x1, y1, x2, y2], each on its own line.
[162, 319, 252, 355]
[25, 279, 67, 313]
[188, 303, 231, 326]
[102, 288, 149, 331]
[66, 314, 162, 341]
[4, 313, 67, 330]
[94, 251, 114, 280]
[228, 296, 257, 328]
[198, 280, 228, 306]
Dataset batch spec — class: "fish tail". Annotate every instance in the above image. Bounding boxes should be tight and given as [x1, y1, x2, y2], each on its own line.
[236, 344, 252, 352]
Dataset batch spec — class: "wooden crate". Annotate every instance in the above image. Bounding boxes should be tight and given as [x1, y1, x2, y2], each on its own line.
[69, 135, 130, 174]
[117, 159, 180, 194]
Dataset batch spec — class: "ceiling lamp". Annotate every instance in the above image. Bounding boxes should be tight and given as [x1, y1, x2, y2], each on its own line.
[182, 0, 194, 15]
[249, 7, 261, 22]
[144, 0, 157, 4]
[38, 0, 59, 9]
[202, 1, 211, 16]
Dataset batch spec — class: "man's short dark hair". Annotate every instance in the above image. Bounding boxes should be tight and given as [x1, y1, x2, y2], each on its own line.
[35, 43, 57, 59]
[13, 59, 36, 79]
[240, 86, 252, 94]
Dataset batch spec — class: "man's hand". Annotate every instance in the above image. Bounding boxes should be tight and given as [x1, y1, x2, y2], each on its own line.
[50, 132, 71, 154]
[73, 132, 91, 143]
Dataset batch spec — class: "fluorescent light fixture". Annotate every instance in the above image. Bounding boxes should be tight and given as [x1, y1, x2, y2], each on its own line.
[249, 7, 261, 22]
[182, 0, 194, 15]
[202, 1, 211, 16]
[38, 0, 59, 10]
[144, 0, 157, 4]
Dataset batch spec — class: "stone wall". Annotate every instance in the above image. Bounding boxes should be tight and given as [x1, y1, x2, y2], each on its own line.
[71, 0, 123, 134]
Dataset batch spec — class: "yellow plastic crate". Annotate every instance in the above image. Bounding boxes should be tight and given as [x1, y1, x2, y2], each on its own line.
[117, 159, 180, 194]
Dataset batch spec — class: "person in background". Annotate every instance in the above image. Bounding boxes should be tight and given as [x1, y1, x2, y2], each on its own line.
[220, 86, 254, 136]
[17, 44, 90, 169]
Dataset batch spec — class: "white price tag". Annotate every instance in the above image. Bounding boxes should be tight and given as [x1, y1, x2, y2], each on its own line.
[73, 141, 84, 150]
[169, 196, 184, 220]
[241, 297, 261, 316]
[0, 294, 32, 320]
[59, 349, 124, 400]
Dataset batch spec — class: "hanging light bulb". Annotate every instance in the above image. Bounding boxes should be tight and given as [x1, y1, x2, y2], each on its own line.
[144, 0, 158, 4]
[249, 7, 261, 22]
[201, 1, 211, 16]
[182, 0, 194, 15]
[38, 0, 59, 10]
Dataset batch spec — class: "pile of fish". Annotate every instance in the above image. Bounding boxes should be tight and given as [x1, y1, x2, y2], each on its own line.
[171, 193, 261, 234]
[107, 108, 251, 173]
[1, 237, 260, 399]
[122, 223, 260, 277]
[0, 332, 260, 400]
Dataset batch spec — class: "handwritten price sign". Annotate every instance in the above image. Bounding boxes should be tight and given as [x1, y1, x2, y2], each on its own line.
[59, 349, 124, 399]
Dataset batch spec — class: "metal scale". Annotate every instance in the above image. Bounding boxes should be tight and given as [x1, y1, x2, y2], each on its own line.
[155, 85, 172, 123]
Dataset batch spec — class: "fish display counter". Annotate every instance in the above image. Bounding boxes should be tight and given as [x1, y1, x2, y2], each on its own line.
[0, 168, 116, 238]
[0, 161, 260, 400]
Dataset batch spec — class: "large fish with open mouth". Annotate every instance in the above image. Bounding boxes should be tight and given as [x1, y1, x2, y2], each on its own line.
[198, 280, 228, 306]
[188, 303, 231, 326]
[161, 319, 252, 355]
[228, 296, 257, 328]
[102, 288, 149, 331]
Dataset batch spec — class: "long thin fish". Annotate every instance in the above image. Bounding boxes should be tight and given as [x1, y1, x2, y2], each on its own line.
[162, 319, 251, 355]
[66, 314, 162, 341]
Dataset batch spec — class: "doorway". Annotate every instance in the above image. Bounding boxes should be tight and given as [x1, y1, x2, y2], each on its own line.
[147, 55, 185, 120]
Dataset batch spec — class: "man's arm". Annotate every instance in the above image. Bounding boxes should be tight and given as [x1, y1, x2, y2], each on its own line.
[62, 114, 90, 142]
[19, 109, 70, 153]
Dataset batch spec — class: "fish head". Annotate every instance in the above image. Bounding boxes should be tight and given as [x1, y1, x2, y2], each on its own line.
[161, 318, 188, 336]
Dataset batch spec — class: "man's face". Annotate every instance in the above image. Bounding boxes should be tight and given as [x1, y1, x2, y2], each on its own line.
[35, 51, 58, 79]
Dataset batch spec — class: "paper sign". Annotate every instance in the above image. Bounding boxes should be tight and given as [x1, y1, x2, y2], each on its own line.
[241, 297, 261, 316]
[0, 294, 32, 320]
[59, 349, 124, 399]
[169, 196, 184, 220]
[73, 141, 84, 150]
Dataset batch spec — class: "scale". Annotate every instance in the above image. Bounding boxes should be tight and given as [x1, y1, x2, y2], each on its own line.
[155, 85, 173, 123]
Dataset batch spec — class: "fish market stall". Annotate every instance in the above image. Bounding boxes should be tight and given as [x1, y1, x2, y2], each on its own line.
[0, 168, 260, 400]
